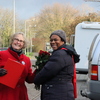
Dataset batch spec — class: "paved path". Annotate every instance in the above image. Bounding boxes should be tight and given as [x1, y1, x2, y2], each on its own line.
[25, 82, 40, 100]
[75, 74, 90, 100]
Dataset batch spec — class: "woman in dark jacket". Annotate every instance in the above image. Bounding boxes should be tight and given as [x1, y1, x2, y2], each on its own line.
[33, 30, 80, 100]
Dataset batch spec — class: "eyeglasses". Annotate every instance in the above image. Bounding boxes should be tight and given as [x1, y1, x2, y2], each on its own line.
[13, 38, 25, 43]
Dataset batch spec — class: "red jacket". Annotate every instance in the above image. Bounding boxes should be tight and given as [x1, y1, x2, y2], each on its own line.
[0, 48, 35, 100]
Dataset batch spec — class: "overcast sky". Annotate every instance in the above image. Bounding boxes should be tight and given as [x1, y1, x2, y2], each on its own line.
[0, 0, 100, 20]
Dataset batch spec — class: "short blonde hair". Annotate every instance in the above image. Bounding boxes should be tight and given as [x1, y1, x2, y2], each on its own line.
[10, 32, 27, 49]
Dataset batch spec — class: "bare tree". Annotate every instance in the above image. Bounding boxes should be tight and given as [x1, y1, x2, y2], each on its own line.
[33, 3, 78, 41]
[0, 7, 25, 47]
[0, 8, 13, 47]
[26, 3, 99, 51]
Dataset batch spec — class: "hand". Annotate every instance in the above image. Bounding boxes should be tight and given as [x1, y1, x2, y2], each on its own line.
[0, 68, 7, 76]
[35, 68, 41, 74]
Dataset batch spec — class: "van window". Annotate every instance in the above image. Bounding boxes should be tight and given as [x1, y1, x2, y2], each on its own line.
[70, 35, 75, 47]
[88, 34, 99, 61]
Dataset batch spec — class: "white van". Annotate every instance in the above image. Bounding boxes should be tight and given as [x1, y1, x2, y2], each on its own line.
[73, 21, 100, 74]
[81, 34, 100, 100]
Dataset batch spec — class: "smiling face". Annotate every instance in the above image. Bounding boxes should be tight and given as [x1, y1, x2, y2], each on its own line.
[11, 34, 25, 51]
[50, 35, 64, 50]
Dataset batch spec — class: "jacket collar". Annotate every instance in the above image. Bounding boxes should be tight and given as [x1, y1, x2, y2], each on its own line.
[8, 48, 24, 61]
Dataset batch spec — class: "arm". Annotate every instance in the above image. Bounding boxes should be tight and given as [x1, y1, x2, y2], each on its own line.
[25, 57, 36, 83]
[33, 50, 66, 85]
[25, 67, 36, 83]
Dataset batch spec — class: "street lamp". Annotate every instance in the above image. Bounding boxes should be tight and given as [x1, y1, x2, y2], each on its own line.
[25, 20, 31, 37]
[13, 0, 15, 34]
[25, 20, 33, 53]
[25, 18, 37, 53]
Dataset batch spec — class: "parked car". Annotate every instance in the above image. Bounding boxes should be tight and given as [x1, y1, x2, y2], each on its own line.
[81, 34, 100, 100]
[0, 47, 8, 51]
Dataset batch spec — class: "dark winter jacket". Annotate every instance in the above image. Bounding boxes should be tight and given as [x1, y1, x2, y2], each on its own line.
[33, 44, 80, 100]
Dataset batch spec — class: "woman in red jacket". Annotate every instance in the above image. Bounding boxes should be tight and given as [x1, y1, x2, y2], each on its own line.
[0, 32, 36, 100]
